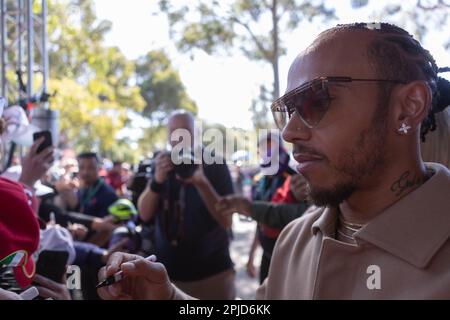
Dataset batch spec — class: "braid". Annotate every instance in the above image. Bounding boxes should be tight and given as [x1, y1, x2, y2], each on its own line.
[322, 23, 443, 142]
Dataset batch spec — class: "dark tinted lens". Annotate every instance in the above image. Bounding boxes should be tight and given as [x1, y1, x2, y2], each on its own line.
[285, 81, 331, 128]
[271, 109, 288, 129]
[271, 100, 294, 129]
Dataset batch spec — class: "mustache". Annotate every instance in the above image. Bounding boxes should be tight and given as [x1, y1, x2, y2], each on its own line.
[293, 144, 327, 160]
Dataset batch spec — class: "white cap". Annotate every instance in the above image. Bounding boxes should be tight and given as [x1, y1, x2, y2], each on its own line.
[2, 105, 41, 146]
[39, 225, 76, 265]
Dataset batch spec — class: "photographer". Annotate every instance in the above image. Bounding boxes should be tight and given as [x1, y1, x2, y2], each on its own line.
[138, 111, 235, 300]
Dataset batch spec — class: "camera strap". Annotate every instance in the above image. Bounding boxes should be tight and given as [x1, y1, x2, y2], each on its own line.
[162, 178, 186, 247]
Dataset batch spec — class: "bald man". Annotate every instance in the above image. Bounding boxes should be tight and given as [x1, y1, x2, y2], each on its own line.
[137, 111, 235, 300]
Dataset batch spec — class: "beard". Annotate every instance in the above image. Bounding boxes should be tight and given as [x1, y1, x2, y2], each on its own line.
[307, 103, 389, 207]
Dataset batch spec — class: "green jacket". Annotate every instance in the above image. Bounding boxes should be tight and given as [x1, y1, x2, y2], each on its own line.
[251, 201, 310, 229]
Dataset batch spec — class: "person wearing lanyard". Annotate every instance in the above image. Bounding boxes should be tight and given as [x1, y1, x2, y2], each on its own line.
[60, 152, 118, 219]
[57, 152, 119, 300]
[79, 178, 106, 214]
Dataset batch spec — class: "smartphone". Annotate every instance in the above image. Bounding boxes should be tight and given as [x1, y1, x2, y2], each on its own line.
[33, 130, 53, 154]
[35, 250, 69, 283]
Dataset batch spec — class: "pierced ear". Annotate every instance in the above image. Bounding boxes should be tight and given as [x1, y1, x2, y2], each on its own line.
[393, 81, 432, 135]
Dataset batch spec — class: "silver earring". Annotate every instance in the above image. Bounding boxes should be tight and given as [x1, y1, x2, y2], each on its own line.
[398, 123, 411, 134]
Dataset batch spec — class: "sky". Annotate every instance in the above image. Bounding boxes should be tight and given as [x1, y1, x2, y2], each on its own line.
[93, 0, 450, 132]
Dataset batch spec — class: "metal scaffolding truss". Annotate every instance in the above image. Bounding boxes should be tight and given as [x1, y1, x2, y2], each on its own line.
[0, 0, 48, 106]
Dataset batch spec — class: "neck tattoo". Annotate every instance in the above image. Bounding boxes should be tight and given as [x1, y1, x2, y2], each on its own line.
[390, 169, 433, 198]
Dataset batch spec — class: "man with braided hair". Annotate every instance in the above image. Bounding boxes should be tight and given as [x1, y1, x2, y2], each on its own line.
[97, 23, 450, 300]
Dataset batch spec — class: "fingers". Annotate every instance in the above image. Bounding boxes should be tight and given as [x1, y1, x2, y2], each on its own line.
[120, 259, 168, 284]
[98, 253, 162, 300]
[156, 155, 173, 170]
[105, 252, 143, 277]
[97, 267, 121, 300]
[159, 162, 173, 173]
[156, 153, 170, 164]
[34, 274, 70, 300]
[108, 283, 123, 298]
[34, 146, 55, 165]
[100, 282, 131, 301]
[155, 152, 165, 161]
[34, 274, 63, 289]
[106, 252, 127, 276]
[98, 263, 107, 282]
[219, 196, 251, 216]
[29, 137, 45, 155]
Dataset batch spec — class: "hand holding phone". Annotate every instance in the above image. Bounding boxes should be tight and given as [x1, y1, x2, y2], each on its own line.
[35, 250, 69, 283]
[19, 130, 55, 188]
[33, 130, 53, 154]
[33, 250, 71, 300]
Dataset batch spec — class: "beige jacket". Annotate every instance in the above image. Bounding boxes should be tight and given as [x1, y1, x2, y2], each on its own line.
[256, 163, 450, 299]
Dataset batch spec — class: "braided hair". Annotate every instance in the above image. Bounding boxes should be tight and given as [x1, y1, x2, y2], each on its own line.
[318, 23, 450, 142]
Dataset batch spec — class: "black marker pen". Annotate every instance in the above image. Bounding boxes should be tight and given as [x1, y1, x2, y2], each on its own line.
[96, 255, 157, 289]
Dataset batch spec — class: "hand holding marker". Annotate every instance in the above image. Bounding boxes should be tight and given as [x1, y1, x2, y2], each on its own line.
[96, 255, 157, 289]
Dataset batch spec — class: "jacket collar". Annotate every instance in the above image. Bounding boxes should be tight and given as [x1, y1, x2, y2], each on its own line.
[312, 163, 450, 268]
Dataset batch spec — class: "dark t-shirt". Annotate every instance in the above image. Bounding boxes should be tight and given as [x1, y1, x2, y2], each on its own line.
[76, 179, 118, 218]
[153, 162, 234, 282]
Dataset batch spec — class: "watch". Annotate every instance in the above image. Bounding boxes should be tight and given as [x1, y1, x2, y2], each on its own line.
[150, 180, 164, 193]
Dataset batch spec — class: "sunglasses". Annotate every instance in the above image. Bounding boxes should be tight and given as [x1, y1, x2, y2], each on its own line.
[271, 76, 405, 129]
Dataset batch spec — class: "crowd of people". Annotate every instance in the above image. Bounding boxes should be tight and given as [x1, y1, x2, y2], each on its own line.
[1, 22, 450, 300]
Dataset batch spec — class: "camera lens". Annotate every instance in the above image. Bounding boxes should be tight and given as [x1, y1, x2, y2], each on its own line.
[173, 152, 197, 179]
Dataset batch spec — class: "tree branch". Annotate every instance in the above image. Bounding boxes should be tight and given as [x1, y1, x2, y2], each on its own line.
[262, 0, 271, 9]
[229, 15, 272, 61]
[417, 0, 450, 10]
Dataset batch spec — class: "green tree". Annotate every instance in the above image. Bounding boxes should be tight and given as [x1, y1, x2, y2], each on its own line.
[45, 0, 145, 155]
[158, 0, 335, 128]
[47, 0, 113, 80]
[135, 49, 198, 122]
[134, 49, 198, 152]
[3, 0, 197, 160]
[138, 125, 168, 158]
[250, 85, 273, 129]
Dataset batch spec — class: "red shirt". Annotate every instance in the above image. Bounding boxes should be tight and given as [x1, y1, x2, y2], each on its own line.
[106, 170, 124, 190]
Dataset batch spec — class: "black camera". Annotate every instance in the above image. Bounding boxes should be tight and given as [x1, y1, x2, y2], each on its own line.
[129, 158, 153, 205]
[172, 150, 198, 179]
